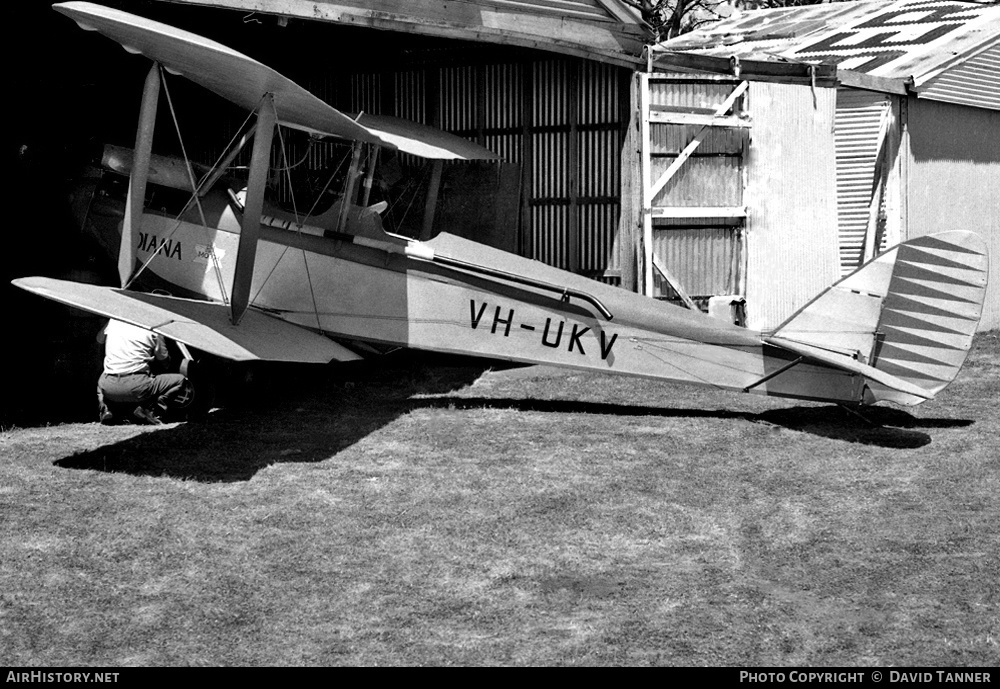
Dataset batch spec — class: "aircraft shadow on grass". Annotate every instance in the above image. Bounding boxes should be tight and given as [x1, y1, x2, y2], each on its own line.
[413, 397, 970, 450]
[54, 358, 973, 483]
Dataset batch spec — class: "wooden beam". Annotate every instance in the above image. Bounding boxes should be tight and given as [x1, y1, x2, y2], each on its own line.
[648, 111, 751, 128]
[861, 102, 893, 264]
[230, 94, 276, 326]
[652, 51, 837, 82]
[618, 69, 639, 293]
[650, 206, 747, 219]
[651, 254, 697, 311]
[121, 63, 160, 287]
[838, 70, 909, 95]
[639, 72, 653, 297]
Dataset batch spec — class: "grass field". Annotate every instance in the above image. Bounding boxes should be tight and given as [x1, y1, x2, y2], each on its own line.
[2, 333, 998, 666]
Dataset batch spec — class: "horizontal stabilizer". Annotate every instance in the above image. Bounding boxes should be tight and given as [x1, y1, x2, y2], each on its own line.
[764, 336, 933, 402]
[13, 277, 360, 364]
[54, 2, 497, 160]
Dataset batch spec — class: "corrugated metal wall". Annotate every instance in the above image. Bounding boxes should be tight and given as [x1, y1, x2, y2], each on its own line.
[227, 53, 627, 284]
[905, 96, 1000, 331]
[529, 59, 625, 281]
[834, 88, 893, 273]
[919, 41, 1000, 112]
[745, 81, 840, 331]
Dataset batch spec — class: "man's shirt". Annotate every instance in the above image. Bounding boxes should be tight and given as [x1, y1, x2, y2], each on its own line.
[102, 320, 168, 375]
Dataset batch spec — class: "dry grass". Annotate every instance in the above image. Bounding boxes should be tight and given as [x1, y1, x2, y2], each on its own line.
[2, 334, 998, 666]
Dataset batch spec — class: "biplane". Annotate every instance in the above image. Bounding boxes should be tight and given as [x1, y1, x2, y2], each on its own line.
[13, 2, 990, 413]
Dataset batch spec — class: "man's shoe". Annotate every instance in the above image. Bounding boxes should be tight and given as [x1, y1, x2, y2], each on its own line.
[133, 406, 164, 425]
[99, 409, 116, 425]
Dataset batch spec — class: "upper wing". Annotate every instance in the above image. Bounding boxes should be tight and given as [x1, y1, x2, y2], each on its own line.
[54, 2, 497, 161]
[13, 277, 360, 364]
[356, 114, 500, 161]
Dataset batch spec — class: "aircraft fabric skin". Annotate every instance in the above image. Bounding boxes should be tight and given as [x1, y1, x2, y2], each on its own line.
[11, 2, 991, 409]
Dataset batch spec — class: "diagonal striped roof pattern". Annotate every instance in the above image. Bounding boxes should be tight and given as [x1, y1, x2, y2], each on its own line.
[655, 0, 1000, 106]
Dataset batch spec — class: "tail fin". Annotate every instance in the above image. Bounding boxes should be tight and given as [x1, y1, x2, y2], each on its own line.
[769, 231, 989, 405]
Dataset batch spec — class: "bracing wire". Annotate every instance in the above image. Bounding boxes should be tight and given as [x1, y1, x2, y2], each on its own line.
[125, 67, 264, 305]
[248, 144, 352, 307]
[270, 137, 313, 172]
[270, 118, 323, 332]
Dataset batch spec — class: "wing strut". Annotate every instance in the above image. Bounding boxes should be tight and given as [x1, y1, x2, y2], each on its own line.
[121, 62, 160, 287]
[231, 94, 276, 325]
[337, 142, 363, 233]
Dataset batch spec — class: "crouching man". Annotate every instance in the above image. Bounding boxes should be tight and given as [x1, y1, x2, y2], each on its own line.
[97, 319, 190, 425]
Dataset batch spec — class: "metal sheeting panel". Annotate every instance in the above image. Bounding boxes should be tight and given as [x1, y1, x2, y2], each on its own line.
[579, 128, 618, 197]
[484, 63, 524, 164]
[580, 127, 621, 278]
[920, 41, 1000, 111]
[529, 59, 570, 268]
[531, 204, 571, 268]
[533, 60, 571, 127]
[905, 98, 1000, 331]
[650, 123, 745, 156]
[528, 59, 625, 279]
[647, 80, 739, 110]
[440, 65, 478, 132]
[532, 130, 571, 200]
[581, 201, 620, 277]
[650, 157, 743, 207]
[578, 60, 624, 282]
[745, 81, 840, 331]
[835, 88, 892, 273]
[652, 227, 738, 297]
[395, 71, 428, 124]
[351, 73, 382, 116]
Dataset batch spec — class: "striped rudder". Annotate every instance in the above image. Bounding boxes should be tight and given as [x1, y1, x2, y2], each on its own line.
[771, 231, 989, 405]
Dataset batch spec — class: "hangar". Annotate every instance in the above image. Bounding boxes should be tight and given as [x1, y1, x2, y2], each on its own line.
[15, 0, 1000, 332]
[643, 0, 1000, 330]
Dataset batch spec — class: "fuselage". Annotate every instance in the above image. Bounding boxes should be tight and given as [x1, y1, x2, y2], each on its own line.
[80, 178, 864, 405]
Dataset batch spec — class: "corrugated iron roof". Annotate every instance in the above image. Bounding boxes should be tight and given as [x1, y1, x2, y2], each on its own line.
[654, 0, 1000, 98]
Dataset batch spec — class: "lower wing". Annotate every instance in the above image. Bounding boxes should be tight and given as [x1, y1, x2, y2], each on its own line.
[12, 276, 360, 364]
